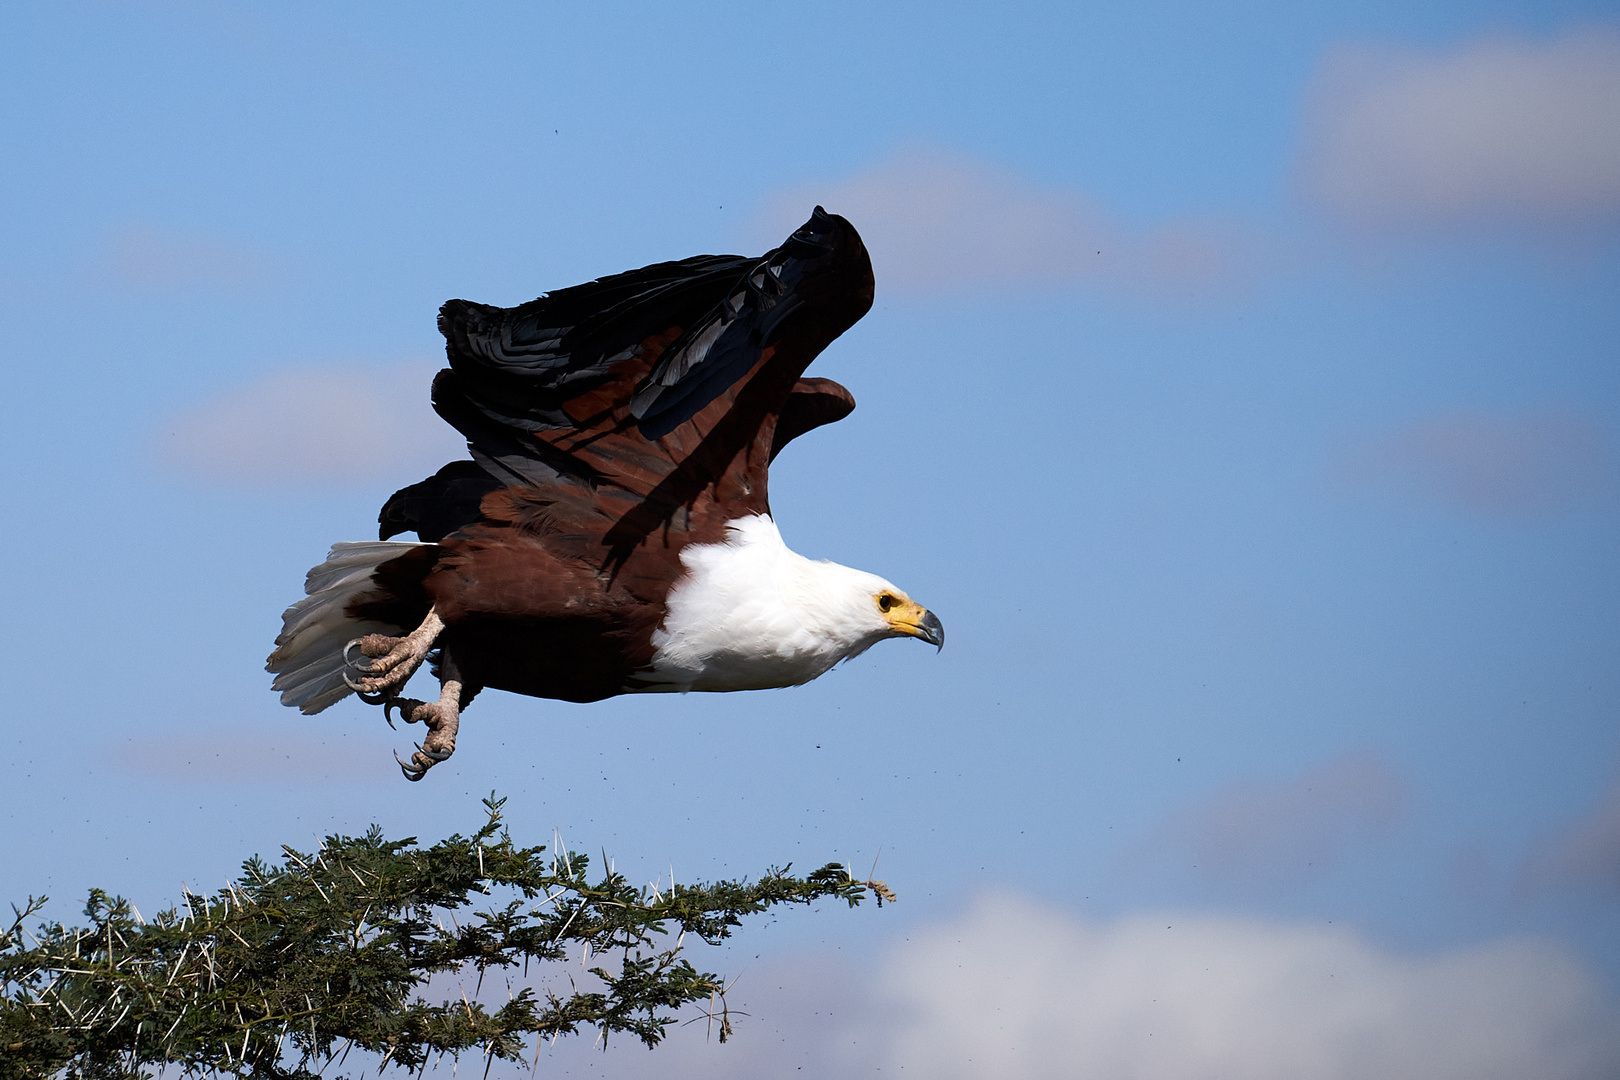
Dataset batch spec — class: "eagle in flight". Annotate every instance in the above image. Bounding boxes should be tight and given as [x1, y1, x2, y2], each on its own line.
[267, 209, 943, 780]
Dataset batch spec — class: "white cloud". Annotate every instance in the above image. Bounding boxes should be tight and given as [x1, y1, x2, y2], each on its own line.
[754, 147, 1257, 296]
[1344, 407, 1615, 517]
[518, 895, 1620, 1080]
[155, 362, 467, 487]
[871, 895, 1620, 1080]
[1146, 751, 1411, 884]
[1301, 27, 1620, 228]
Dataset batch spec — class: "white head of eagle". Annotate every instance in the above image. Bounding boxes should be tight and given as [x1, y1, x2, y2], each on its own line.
[642, 514, 943, 694]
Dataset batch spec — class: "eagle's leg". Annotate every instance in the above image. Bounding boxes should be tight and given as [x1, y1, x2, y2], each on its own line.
[343, 610, 445, 700]
[388, 652, 477, 782]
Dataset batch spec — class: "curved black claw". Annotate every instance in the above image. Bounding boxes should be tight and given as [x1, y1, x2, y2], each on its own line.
[343, 637, 377, 673]
[383, 697, 427, 730]
[341, 671, 393, 705]
[394, 748, 427, 782]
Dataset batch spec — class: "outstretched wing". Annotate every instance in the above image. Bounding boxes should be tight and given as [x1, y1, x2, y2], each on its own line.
[431, 208, 873, 508]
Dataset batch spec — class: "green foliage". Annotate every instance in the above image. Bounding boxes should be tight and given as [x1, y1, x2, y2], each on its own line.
[0, 795, 891, 1079]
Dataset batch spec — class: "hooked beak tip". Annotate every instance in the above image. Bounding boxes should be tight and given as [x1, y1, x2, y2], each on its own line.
[918, 610, 945, 651]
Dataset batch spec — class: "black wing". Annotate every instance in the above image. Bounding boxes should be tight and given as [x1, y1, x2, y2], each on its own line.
[435, 207, 856, 452]
[381, 209, 871, 539]
[435, 252, 755, 436]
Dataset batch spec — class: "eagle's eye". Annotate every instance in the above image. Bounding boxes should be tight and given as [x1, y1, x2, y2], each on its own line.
[877, 593, 895, 613]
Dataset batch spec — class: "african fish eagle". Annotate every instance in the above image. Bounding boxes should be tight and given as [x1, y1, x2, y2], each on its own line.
[267, 208, 942, 780]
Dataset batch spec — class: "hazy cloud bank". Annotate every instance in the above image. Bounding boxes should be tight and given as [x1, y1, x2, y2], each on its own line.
[111, 728, 395, 784]
[1343, 407, 1615, 518]
[104, 225, 273, 289]
[754, 147, 1259, 298]
[1140, 750, 1412, 885]
[156, 362, 466, 487]
[1523, 768, 1620, 899]
[1301, 26, 1620, 229]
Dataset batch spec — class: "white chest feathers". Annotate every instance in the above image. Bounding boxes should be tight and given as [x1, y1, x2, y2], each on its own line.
[636, 515, 899, 693]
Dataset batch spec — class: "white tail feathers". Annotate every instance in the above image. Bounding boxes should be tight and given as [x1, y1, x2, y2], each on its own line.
[267, 541, 434, 715]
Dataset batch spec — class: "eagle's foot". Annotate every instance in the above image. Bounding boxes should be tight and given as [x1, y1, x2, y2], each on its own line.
[342, 610, 445, 699]
[388, 659, 464, 783]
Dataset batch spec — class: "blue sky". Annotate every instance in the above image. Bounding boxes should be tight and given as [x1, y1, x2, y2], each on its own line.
[4, 1, 1620, 1075]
